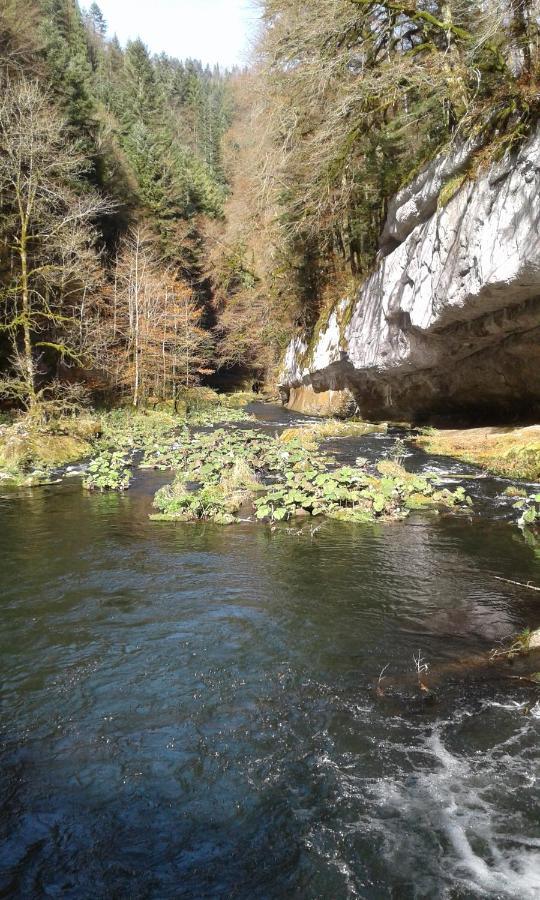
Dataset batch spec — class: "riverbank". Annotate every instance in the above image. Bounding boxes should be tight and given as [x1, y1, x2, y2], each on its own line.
[415, 425, 540, 482]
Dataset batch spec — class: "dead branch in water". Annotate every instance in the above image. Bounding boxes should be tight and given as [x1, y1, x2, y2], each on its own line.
[494, 576, 540, 593]
[376, 628, 540, 697]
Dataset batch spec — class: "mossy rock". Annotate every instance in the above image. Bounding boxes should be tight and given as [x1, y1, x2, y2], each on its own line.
[438, 173, 467, 208]
[210, 512, 237, 525]
[0, 429, 92, 473]
[326, 507, 374, 523]
[405, 492, 436, 510]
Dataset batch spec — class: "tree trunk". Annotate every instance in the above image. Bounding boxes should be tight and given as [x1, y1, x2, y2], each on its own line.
[185, 296, 190, 388]
[19, 224, 36, 409]
[133, 237, 140, 407]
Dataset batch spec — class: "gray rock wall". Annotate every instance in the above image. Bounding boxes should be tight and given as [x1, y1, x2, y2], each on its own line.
[279, 128, 540, 421]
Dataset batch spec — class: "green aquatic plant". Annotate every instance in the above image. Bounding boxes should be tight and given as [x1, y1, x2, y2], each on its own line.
[81, 409, 183, 490]
[89, 402, 249, 487]
[99, 409, 180, 451]
[513, 493, 540, 528]
[150, 424, 473, 526]
[186, 405, 252, 426]
[83, 451, 132, 492]
[151, 477, 249, 525]
[250, 460, 469, 523]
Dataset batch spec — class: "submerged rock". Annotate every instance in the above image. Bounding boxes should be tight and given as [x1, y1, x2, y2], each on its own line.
[279, 128, 540, 422]
[528, 629, 540, 651]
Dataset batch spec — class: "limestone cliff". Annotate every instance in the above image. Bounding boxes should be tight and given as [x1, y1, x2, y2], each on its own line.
[279, 128, 540, 421]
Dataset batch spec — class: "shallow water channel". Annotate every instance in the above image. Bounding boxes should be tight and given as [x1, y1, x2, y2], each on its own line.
[1, 404, 540, 898]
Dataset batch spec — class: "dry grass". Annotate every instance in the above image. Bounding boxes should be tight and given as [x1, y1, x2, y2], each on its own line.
[416, 426, 540, 481]
[0, 429, 92, 473]
[0, 414, 100, 474]
[219, 458, 263, 494]
[280, 419, 385, 449]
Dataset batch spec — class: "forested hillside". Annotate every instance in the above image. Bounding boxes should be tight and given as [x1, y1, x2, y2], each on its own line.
[0, 0, 538, 411]
[209, 0, 539, 384]
[0, 0, 232, 409]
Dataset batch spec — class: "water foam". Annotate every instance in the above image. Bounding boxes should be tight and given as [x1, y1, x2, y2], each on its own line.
[369, 713, 540, 898]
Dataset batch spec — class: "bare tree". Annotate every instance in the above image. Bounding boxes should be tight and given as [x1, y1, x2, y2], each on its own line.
[102, 227, 212, 406]
[206, 72, 286, 382]
[0, 0, 43, 78]
[174, 282, 213, 391]
[0, 77, 110, 411]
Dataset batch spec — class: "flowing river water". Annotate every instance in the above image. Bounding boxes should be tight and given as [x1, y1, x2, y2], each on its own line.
[1, 403, 540, 898]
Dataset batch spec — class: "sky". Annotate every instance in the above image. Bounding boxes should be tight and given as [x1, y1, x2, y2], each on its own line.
[92, 0, 259, 69]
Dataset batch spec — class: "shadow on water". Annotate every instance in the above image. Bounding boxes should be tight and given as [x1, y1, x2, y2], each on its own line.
[0, 405, 539, 898]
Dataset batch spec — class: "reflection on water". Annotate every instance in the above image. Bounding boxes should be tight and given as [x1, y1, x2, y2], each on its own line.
[1, 408, 540, 898]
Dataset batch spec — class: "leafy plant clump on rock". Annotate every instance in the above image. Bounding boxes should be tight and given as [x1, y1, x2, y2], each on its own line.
[83, 450, 132, 492]
[254, 460, 470, 523]
[82, 394, 254, 492]
[152, 478, 248, 525]
[151, 427, 472, 526]
[513, 492, 540, 528]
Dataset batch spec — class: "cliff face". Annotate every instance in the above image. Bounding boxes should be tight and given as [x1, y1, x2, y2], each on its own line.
[279, 129, 540, 422]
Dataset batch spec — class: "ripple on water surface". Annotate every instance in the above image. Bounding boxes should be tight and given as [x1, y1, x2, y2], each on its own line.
[1, 426, 540, 898]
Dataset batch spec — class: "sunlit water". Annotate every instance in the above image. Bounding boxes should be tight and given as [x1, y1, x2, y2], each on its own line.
[1, 405, 540, 898]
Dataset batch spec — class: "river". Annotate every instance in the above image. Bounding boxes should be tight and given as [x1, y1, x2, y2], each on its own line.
[1, 404, 539, 898]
